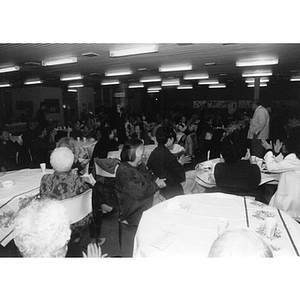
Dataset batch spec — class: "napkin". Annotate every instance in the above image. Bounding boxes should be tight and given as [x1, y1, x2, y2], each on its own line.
[81, 173, 96, 186]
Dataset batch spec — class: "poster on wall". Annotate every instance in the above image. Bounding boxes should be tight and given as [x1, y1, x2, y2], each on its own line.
[44, 99, 60, 113]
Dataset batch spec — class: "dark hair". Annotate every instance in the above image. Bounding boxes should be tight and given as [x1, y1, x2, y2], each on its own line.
[120, 138, 143, 162]
[285, 126, 300, 159]
[0, 127, 9, 135]
[220, 131, 247, 163]
[156, 126, 176, 145]
[134, 123, 145, 132]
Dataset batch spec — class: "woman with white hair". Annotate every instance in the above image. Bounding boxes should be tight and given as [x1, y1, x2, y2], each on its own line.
[40, 147, 90, 199]
[14, 198, 105, 257]
[39, 147, 94, 244]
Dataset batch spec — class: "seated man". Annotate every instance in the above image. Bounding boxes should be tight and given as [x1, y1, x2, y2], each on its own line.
[0, 127, 22, 171]
[208, 227, 273, 258]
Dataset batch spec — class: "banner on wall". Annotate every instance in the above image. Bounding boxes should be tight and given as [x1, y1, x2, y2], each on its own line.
[193, 100, 253, 110]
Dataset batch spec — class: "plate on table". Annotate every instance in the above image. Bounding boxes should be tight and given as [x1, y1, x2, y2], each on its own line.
[1, 180, 15, 188]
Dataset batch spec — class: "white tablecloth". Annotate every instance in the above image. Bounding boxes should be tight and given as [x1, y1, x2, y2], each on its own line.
[0, 168, 53, 246]
[133, 193, 300, 257]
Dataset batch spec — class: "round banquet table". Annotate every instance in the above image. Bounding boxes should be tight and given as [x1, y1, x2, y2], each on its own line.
[133, 193, 300, 257]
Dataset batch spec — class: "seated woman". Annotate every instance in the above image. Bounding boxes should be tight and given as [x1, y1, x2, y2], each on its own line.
[56, 137, 89, 174]
[40, 147, 90, 199]
[40, 147, 95, 243]
[115, 138, 166, 226]
[14, 198, 105, 257]
[213, 131, 261, 197]
[262, 126, 300, 220]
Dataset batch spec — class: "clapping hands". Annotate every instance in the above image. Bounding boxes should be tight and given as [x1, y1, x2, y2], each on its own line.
[82, 243, 108, 258]
[178, 155, 192, 165]
[261, 139, 283, 154]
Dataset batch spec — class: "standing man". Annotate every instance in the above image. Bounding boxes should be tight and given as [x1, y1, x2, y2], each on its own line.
[247, 99, 270, 158]
[36, 101, 48, 129]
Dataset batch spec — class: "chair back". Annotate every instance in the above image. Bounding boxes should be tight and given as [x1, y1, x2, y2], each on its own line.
[94, 161, 119, 178]
[61, 189, 92, 224]
[85, 145, 95, 159]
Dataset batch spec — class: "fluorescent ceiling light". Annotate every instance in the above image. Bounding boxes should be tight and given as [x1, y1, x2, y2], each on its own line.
[105, 70, 132, 76]
[24, 79, 43, 85]
[209, 84, 226, 89]
[147, 90, 160, 93]
[245, 77, 269, 83]
[0, 66, 20, 73]
[159, 64, 192, 72]
[60, 75, 83, 81]
[236, 58, 278, 67]
[42, 57, 77, 66]
[68, 83, 84, 88]
[128, 83, 144, 88]
[177, 84, 193, 89]
[290, 75, 300, 81]
[140, 76, 161, 83]
[205, 62, 216, 66]
[162, 79, 180, 86]
[110, 45, 158, 57]
[147, 86, 161, 91]
[242, 70, 272, 77]
[68, 89, 77, 92]
[247, 83, 267, 88]
[0, 82, 11, 87]
[198, 79, 219, 85]
[101, 80, 120, 85]
[183, 73, 209, 80]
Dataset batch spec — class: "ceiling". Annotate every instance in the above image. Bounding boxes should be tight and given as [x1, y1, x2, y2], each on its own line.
[1, 43, 300, 91]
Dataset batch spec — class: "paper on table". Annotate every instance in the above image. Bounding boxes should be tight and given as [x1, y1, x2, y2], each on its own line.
[147, 224, 180, 250]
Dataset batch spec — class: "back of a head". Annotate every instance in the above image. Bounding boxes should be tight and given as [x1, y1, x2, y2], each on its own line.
[156, 126, 176, 145]
[220, 132, 246, 163]
[208, 228, 273, 258]
[14, 198, 71, 257]
[50, 147, 74, 172]
[120, 138, 143, 162]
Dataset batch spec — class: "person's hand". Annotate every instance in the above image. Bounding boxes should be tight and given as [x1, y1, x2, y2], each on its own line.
[155, 178, 166, 189]
[178, 155, 191, 165]
[82, 243, 108, 258]
[261, 139, 272, 150]
[273, 139, 283, 154]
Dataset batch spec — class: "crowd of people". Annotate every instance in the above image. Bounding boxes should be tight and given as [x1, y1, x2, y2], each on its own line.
[1, 99, 300, 257]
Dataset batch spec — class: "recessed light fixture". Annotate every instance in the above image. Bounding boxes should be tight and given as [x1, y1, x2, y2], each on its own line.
[140, 76, 161, 83]
[68, 89, 77, 92]
[24, 79, 43, 85]
[159, 64, 192, 72]
[68, 83, 84, 88]
[209, 83, 226, 88]
[105, 70, 132, 77]
[247, 83, 267, 88]
[198, 79, 219, 85]
[177, 84, 193, 89]
[236, 58, 278, 67]
[60, 75, 83, 81]
[245, 77, 269, 83]
[183, 73, 209, 80]
[0, 82, 11, 87]
[42, 57, 77, 66]
[128, 83, 144, 88]
[147, 90, 160, 93]
[205, 62, 216, 66]
[290, 75, 300, 81]
[101, 79, 120, 85]
[162, 79, 180, 86]
[0, 65, 20, 73]
[148, 86, 161, 91]
[110, 45, 158, 58]
[82, 52, 99, 57]
[242, 70, 272, 77]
